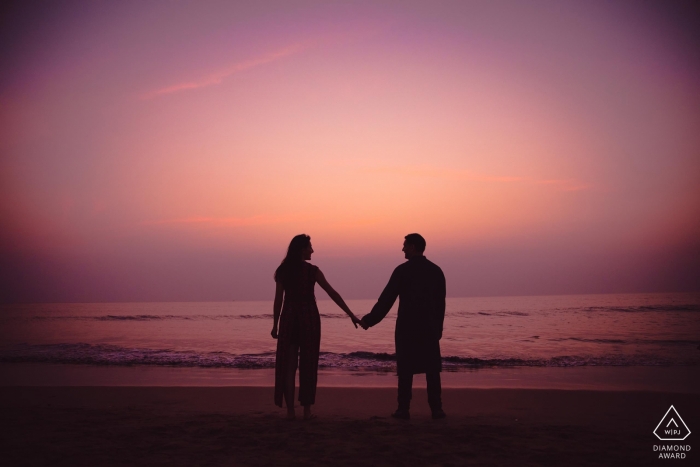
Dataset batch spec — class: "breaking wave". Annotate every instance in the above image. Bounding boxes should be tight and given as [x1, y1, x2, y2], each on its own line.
[1, 343, 697, 370]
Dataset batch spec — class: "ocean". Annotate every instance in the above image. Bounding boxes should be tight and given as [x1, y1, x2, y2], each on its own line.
[1, 293, 699, 389]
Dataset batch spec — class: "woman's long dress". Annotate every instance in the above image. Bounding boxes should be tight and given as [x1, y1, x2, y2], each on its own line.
[274, 262, 321, 407]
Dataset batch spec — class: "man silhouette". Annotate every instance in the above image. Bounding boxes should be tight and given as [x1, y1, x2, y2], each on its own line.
[359, 233, 446, 420]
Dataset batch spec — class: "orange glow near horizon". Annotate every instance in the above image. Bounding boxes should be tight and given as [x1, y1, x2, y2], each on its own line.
[1, 1, 699, 300]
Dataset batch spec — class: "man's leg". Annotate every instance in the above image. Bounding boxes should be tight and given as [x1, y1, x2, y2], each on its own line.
[426, 371, 442, 411]
[397, 372, 413, 410]
[391, 372, 412, 419]
[427, 371, 446, 418]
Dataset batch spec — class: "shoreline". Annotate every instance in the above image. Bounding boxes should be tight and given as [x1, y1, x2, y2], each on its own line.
[2, 362, 699, 392]
[3, 386, 697, 466]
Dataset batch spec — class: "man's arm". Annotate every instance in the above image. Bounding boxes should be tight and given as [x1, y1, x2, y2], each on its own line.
[361, 267, 401, 328]
[434, 268, 446, 340]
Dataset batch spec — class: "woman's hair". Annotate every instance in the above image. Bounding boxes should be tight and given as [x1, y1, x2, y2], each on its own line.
[274, 234, 311, 286]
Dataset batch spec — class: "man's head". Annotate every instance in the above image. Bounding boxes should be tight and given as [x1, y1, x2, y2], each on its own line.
[402, 233, 426, 259]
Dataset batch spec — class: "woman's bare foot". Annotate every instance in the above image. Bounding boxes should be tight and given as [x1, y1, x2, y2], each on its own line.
[286, 409, 296, 420]
[303, 406, 316, 420]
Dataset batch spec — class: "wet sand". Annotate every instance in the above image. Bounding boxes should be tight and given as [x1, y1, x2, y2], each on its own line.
[3, 363, 699, 392]
[2, 386, 697, 466]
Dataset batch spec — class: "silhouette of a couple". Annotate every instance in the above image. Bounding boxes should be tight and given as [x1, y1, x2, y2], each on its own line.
[271, 233, 446, 421]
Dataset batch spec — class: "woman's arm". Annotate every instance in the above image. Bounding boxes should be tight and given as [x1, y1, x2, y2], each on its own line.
[316, 269, 359, 328]
[271, 282, 284, 339]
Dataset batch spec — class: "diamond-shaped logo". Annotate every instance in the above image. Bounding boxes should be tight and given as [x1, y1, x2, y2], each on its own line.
[654, 405, 691, 441]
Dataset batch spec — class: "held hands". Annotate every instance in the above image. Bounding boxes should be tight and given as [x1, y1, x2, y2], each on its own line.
[271, 325, 278, 339]
[348, 312, 368, 330]
[349, 314, 369, 330]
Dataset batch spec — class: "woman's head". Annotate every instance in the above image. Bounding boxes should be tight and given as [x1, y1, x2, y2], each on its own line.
[285, 234, 312, 261]
[274, 234, 312, 284]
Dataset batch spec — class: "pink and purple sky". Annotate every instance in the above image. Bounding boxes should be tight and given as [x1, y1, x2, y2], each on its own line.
[1, 0, 699, 302]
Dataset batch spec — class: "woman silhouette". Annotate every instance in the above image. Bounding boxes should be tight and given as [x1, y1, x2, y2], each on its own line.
[271, 234, 360, 420]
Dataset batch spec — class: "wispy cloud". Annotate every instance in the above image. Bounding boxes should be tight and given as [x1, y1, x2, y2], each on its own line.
[358, 165, 589, 191]
[143, 214, 301, 227]
[141, 43, 307, 99]
[360, 166, 524, 183]
[534, 179, 590, 192]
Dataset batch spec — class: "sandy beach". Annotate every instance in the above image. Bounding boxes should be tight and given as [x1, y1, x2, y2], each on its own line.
[2, 386, 696, 466]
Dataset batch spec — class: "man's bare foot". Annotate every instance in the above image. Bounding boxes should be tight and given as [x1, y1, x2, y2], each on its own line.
[286, 410, 296, 421]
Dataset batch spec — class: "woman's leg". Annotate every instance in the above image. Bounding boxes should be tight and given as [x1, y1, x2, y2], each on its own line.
[284, 343, 298, 419]
[298, 313, 320, 419]
[298, 343, 315, 418]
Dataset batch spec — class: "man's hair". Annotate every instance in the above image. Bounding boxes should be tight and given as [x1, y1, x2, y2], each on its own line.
[404, 233, 426, 253]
